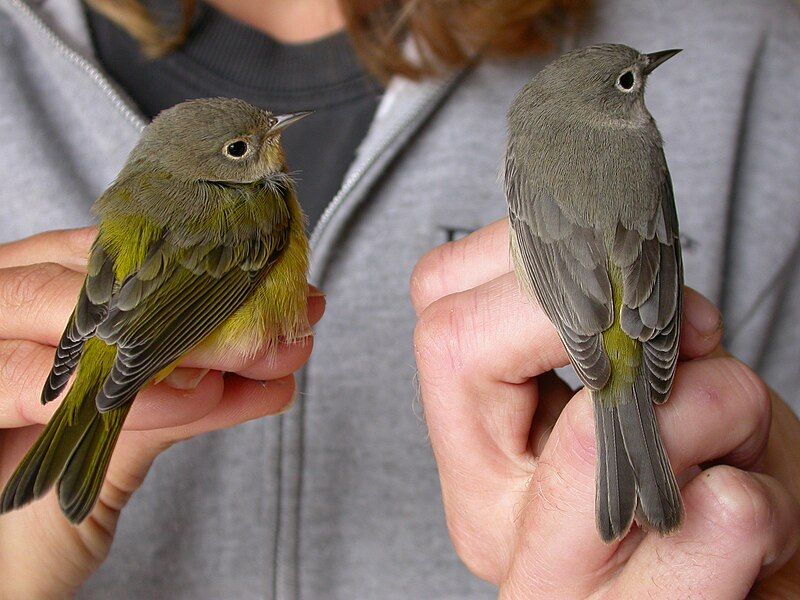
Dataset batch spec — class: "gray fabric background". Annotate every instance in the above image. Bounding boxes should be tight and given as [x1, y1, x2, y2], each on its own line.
[0, 0, 798, 597]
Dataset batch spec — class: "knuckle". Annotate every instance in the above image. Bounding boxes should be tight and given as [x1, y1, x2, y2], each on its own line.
[0, 339, 45, 402]
[413, 296, 473, 376]
[721, 357, 772, 435]
[410, 242, 453, 313]
[700, 466, 772, 539]
[0, 262, 69, 309]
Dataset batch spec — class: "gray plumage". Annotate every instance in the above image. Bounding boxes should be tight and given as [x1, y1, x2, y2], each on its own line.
[504, 44, 684, 542]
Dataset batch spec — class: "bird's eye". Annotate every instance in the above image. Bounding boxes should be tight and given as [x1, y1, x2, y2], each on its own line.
[224, 140, 249, 159]
[616, 70, 636, 92]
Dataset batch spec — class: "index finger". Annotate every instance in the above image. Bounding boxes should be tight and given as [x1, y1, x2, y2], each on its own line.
[411, 218, 510, 315]
[0, 228, 96, 272]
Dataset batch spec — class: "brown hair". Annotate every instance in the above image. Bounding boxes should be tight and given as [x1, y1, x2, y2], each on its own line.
[85, 0, 590, 80]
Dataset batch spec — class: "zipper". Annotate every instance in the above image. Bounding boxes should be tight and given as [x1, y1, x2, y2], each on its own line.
[8, 0, 146, 132]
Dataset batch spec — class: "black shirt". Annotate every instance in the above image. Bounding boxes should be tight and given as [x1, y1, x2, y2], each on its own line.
[87, 2, 382, 229]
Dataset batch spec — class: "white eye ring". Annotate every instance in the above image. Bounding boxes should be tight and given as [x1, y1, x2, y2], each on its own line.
[615, 70, 636, 92]
[223, 139, 251, 160]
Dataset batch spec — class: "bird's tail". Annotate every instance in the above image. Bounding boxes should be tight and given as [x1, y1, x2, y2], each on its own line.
[0, 339, 130, 524]
[593, 368, 683, 542]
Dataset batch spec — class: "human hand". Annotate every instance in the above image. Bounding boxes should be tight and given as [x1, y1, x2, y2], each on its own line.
[411, 218, 800, 599]
[0, 227, 324, 598]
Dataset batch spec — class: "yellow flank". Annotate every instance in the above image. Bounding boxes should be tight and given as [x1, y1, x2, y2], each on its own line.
[600, 263, 642, 402]
[209, 197, 310, 358]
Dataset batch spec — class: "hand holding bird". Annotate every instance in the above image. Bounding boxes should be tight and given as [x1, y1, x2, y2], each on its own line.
[411, 218, 799, 597]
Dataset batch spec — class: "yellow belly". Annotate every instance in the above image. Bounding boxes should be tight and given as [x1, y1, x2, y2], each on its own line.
[205, 222, 310, 361]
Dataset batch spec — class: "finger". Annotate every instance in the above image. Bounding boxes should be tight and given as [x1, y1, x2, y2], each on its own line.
[608, 467, 800, 599]
[411, 218, 510, 314]
[0, 228, 95, 271]
[167, 337, 312, 384]
[414, 272, 561, 582]
[154, 373, 295, 442]
[0, 345, 305, 429]
[0, 339, 227, 430]
[659, 356, 772, 474]
[0, 263, 85, 344]
[414, 271, 560, 491]
[415, 272, 566, 387]
[679, 287, 724, 359]
[0, 338, 296, 432]
[409, 217, 723, 356]
[417, 278, 721, 466]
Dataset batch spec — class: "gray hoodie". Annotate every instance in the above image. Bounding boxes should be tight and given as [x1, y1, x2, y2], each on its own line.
[1, 0, 799, 598]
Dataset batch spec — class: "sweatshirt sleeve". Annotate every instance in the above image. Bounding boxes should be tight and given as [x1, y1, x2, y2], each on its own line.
[721, 0, 800, 412]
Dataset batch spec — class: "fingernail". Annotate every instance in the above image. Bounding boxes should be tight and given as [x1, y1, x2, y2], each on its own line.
[685, 295, 723, 339]
[762, 530, 799, 570]
[163, 368, 209, 390]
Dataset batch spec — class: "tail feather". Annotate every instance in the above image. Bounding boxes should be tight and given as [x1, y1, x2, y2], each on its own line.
[34, 394, 97, 497]
[58, 406, 129, 523]
[0, 340, 128, 523]
[594, 401, 637, 542]
[2, 412, 54, 512]
[594, 368, 683, 542]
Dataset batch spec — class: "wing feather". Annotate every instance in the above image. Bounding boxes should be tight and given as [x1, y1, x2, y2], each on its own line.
[613, 162, 683, 404]
[506, 156, 613, 391]
[93, 230, 287, 412]
[41, 246, 115, 404]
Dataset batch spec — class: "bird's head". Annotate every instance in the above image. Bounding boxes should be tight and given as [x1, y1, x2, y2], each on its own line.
[134, 98, 311, 184]
[514, 44, 681, 126]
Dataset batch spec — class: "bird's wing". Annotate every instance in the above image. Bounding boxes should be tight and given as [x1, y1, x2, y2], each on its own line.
[41, 245, 116, 403]
[506, 161, 613, 390]
[613, 163, 683, 403]
[92, 228, 290, 412]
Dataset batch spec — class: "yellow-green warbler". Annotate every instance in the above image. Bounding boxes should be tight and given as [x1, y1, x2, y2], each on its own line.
[1, 98, 311, 523]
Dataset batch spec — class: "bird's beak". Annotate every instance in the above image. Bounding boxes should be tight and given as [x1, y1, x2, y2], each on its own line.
[643, 48, 682, 74]
[270, 111, 313, 133]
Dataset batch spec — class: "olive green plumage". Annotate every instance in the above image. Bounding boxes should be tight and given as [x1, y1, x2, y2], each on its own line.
[505, 45, 684, 542]
[1, 98, 311, 523]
